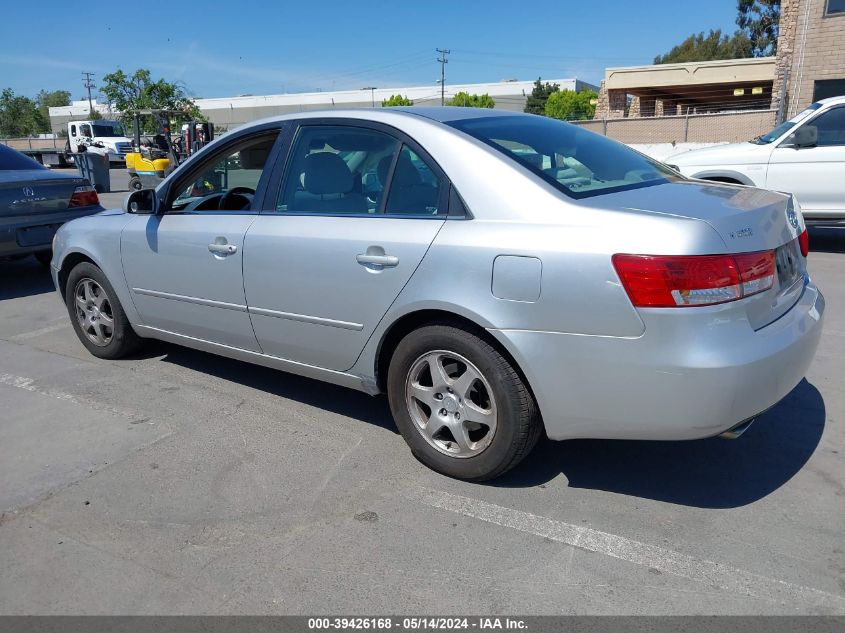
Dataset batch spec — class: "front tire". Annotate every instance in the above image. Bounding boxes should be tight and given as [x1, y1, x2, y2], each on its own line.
[387, 323, 541, 481]
[129, 175, 142, 191]
[65, 262, 142, 359]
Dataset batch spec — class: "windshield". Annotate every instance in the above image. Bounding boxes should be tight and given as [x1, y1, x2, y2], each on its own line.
[750, 103, 822, 144]
[91, 123, 125, 137]
[447, 115, 681, 199]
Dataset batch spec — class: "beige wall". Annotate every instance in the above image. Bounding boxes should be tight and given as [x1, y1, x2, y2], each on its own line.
[572, 109, 778, 144]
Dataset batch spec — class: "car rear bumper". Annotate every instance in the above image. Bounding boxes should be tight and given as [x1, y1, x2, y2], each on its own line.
[0, 207, 103, 258]
[490, 278, 825, 441]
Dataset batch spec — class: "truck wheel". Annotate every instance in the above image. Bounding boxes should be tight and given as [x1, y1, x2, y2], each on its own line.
[129, 175, 142, 191]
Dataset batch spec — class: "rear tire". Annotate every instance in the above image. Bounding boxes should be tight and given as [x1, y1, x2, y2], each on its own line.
[65, 262, 142, 359]
[387, 322, 541, 481]
[129, 175, 142, 191]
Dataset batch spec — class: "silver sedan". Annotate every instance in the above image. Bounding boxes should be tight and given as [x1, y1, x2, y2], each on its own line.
[50, 107, 825, 481]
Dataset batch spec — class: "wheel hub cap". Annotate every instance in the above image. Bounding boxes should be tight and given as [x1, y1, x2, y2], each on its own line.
[405, 350, 498, 459]
[73, 278, 114, 347]
[442, 394, 460, 413]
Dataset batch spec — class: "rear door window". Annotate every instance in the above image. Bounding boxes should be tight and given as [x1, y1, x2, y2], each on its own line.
[383, 146, 445, 216]
[277, 125, 399, 214]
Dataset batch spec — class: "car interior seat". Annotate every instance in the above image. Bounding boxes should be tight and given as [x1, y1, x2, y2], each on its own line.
[292, 152, 367, 213]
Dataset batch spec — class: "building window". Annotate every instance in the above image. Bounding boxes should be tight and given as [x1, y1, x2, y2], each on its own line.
[813, 79, 845, 101]
[827, 0, 845, 14]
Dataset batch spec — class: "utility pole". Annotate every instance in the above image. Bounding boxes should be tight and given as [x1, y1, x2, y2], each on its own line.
[436, 48, 450, 106]
[82, 72, 96, 116]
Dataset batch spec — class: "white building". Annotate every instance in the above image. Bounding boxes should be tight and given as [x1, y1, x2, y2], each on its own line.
[49, 78, 597, 132]
[194, 78, 596, 129]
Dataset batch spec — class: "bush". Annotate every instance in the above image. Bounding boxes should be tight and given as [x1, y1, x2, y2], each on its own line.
[544, 90, 597, 121]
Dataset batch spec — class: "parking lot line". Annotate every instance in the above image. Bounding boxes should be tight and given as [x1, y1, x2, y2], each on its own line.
[406, 486, 845, 612]
[7, 319, 70, 342]
[0, 372, 146, 423]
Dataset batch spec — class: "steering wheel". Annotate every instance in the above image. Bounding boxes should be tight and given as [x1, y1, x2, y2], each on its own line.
[218, 186, 256, 211]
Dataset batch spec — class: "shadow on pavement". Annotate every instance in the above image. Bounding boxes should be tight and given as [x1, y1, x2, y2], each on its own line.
[145, 338, 824, 508]
[151, 343, 399, 434]
[495, 379, 825, 508]
[808, 226, 845, 254]
[0, 256, 55, 300]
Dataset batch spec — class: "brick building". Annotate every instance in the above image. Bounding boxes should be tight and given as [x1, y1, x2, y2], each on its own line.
[774, 0, 845, 118]
[595, 0, 844, 121]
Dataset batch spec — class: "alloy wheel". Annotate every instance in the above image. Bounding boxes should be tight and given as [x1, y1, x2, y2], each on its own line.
[73, 278, 114, 347]
[404, 350, 498, 458]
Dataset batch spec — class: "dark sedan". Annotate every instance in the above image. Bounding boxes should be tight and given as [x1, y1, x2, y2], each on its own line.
[1, 144, 102, 266]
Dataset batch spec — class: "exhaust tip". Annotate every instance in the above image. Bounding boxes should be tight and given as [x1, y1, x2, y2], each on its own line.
[719, 417, 756, 440]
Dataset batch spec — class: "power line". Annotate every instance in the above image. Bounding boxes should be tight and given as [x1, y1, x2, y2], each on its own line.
[436, 48, 450, 106]
[82, 72, 96, 116]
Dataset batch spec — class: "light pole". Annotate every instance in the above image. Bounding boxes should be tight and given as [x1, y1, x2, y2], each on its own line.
[361, 86, 376, 107]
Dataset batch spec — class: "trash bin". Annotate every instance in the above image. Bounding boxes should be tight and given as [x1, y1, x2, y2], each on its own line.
[75, 152, 111, 194]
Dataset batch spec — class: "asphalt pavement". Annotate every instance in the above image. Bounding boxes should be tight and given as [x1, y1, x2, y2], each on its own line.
[0, 226, 843, 615]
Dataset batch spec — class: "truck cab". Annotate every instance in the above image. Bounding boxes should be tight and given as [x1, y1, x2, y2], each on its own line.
[67, 120, 133, 165]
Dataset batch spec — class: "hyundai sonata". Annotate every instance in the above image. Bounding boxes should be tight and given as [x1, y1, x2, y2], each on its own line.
[50, 108, 824, 480]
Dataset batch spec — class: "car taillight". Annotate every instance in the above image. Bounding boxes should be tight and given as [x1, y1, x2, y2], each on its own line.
[69, 185, 99, 208]
[612, 251, 775, 308]
[799, 229, 809, 258]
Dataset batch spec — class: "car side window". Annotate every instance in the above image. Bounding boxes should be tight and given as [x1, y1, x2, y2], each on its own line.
[810, 107, 845, 147]
[277, 126, 399, 214]
[383, 146, 445, 216]
[168, 133, 278, 213]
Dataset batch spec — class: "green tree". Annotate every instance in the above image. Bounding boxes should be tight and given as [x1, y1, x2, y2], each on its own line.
[0, 88, 48, 137]
[654, 29, 753, 64]
[524, 78, 559, 115]
[544, 89, 598, 121]
[737, 0, 781, 56]
[35, 89, 71, 124]
[100, 68, 204, 132]
[447, 92, 495, 108]
[381, 94, 414, 107]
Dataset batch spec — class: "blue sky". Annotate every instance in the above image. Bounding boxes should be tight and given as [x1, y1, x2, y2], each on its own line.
[1, 0, 738, 100]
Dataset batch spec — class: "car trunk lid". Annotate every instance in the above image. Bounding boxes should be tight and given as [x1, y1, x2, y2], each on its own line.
[0, 169, 88, 218]
[585, 180, 806, 329]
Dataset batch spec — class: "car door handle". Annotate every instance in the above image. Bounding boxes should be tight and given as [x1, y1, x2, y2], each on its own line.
[208, 243, 238, 255]
[356, 253, 399, 267]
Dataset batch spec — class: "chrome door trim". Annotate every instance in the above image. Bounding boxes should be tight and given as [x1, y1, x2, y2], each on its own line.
[248, 306, 364, 331]
[132, 287, 248, 312]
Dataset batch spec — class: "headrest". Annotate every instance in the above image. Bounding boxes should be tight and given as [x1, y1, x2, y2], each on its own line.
[377, 152, 422, 188]
[303, 152, 353, 195]
[240, 144, 271, 170]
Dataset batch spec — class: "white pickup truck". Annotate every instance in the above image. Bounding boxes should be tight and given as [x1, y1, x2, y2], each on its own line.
[668, 96, 845, 223]
[67, 120, 134, 165]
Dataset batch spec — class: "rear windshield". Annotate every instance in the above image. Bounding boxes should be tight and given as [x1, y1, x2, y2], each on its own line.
[446, 115, 682, 199]
[0, 144, 46, 171]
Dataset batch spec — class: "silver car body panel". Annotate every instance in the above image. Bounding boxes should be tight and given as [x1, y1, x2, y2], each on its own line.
[51, 108, 824, 442]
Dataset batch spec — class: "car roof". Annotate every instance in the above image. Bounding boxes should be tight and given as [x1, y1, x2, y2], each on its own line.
[815, 95, 845, 106]
[390, 106, 529, 123]
[234, 106, 530, 134]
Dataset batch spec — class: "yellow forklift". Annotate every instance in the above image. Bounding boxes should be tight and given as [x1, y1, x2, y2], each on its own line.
[125, 109, 213, 190]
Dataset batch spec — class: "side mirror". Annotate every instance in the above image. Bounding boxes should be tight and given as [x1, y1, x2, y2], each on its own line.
[787, 125, 818, 149]
[123, 189, 159, 214]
